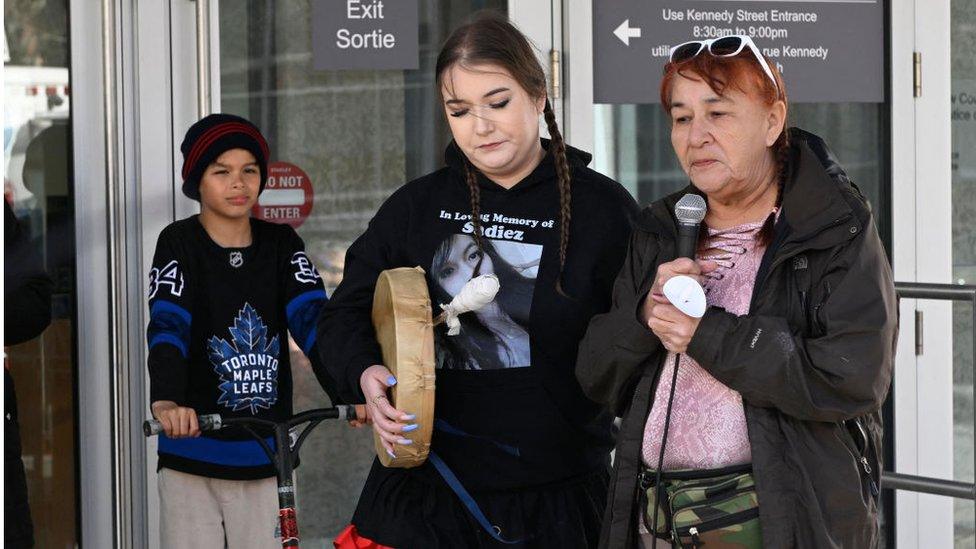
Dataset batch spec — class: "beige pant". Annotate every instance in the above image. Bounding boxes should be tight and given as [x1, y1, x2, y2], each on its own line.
[158, 468, 281, 549]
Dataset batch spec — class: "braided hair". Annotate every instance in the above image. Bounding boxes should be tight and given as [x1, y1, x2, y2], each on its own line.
[437, 11, 574, 295]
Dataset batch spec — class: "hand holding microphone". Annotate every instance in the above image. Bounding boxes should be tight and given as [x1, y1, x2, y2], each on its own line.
[643, 194, 716, 352]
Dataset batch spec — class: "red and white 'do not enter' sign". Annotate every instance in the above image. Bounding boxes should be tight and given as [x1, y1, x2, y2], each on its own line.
[253, 162, 314, 228]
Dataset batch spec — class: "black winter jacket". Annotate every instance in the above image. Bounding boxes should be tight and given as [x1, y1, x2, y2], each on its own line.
[576, 129, 897, 548]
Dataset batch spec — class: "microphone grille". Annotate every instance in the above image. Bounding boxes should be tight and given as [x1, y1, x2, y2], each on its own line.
[675, 193, 707, 224]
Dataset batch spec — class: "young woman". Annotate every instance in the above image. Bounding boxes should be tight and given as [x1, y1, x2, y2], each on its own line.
[317, 12, 639, 548]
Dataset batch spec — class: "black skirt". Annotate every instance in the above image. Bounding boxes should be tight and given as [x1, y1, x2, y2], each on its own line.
[352, 459, 610, 549]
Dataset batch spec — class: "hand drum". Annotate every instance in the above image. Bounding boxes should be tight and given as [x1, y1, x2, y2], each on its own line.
[371, 267, 436, 468]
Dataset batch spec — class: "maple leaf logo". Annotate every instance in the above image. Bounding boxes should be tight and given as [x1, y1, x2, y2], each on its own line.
[208, 303, 281, 413]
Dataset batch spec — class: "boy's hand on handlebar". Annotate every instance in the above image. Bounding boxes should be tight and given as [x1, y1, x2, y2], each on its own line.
[151, 400, 201, 438]
[347, 404, 371, 428]
[360, 365, 417, 458]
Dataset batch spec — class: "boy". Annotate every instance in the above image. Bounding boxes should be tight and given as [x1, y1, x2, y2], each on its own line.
[147, 114, 327, 548]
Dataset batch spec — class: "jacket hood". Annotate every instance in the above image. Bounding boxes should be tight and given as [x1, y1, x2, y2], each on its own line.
[444, 138, 592, 194]
[644, 127, 870, 247]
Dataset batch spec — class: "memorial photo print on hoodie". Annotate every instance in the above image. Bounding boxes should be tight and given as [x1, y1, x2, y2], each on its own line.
[431, 233, 541, 370]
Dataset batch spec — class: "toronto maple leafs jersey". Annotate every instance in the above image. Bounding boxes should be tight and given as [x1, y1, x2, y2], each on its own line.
[147, 215, 326, 480]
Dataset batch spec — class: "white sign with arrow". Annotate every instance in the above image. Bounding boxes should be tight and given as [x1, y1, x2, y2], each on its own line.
[613, 19, 641, 46]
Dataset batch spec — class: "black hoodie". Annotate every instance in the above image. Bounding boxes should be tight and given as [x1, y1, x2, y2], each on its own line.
[316, 139, 639, 490]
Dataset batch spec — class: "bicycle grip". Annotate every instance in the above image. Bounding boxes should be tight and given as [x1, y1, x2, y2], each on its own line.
[143, 413, 222, 437]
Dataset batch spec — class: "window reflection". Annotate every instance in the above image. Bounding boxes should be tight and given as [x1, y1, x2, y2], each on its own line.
[3, 1, 78, 547]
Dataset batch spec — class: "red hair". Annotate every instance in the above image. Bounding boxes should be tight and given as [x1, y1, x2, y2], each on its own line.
[660, 49, 790, 163]
[661, 49, 790, 247]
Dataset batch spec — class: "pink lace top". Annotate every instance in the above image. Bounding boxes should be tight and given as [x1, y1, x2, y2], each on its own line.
[641, 213, 774, 471]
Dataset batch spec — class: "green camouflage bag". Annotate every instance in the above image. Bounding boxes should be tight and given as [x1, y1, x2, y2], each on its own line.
[641, 464, 762, 548]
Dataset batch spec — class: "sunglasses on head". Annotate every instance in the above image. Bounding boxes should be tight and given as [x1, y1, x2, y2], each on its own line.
[668, 35, 779, 91]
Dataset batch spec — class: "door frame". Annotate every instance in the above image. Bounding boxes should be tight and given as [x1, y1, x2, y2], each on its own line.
[891, 0, 923, 542]
[72, 0, 153, 547]
[71, 0, 115, 546]
[901, 0, 955, 546]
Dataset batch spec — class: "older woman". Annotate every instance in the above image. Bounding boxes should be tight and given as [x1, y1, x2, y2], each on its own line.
[577, 36, 896, 548]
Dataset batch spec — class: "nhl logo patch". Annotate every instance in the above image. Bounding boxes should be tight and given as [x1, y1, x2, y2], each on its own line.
[229, 251, 244, 268]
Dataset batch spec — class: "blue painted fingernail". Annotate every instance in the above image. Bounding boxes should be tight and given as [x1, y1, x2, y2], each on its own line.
[397, 438, 413, 445]
[387, 376, 397, 386]
[403, 414, 416, 421]
[387, 449, 396, 458]
[402, 424, 419, 432]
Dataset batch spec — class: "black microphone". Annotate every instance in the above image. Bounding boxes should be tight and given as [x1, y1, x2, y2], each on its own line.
[674, 193, 707, 259]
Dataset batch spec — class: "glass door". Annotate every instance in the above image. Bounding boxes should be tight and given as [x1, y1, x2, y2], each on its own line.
[3, 1, 79, 547]
[147, 1, 557, 544]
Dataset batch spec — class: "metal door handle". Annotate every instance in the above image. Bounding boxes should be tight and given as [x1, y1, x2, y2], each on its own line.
[195, 0, 211, 117]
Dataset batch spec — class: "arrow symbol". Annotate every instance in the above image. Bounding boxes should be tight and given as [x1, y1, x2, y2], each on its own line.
[614, 19, 641, 46]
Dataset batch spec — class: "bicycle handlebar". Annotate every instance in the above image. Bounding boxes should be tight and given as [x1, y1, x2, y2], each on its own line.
[143, 413, 221, 436]
[142, 405, 356, 437]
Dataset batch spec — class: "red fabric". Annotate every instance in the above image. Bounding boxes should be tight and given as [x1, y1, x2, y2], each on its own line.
[333, 525, 394, 549]
[182, 122, 270, 178]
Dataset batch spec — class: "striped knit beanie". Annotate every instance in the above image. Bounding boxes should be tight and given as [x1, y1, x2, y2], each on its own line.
[180, 113, 270, 200]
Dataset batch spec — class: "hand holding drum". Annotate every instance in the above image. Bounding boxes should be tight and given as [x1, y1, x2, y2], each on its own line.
[364, 267, 499, 467]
